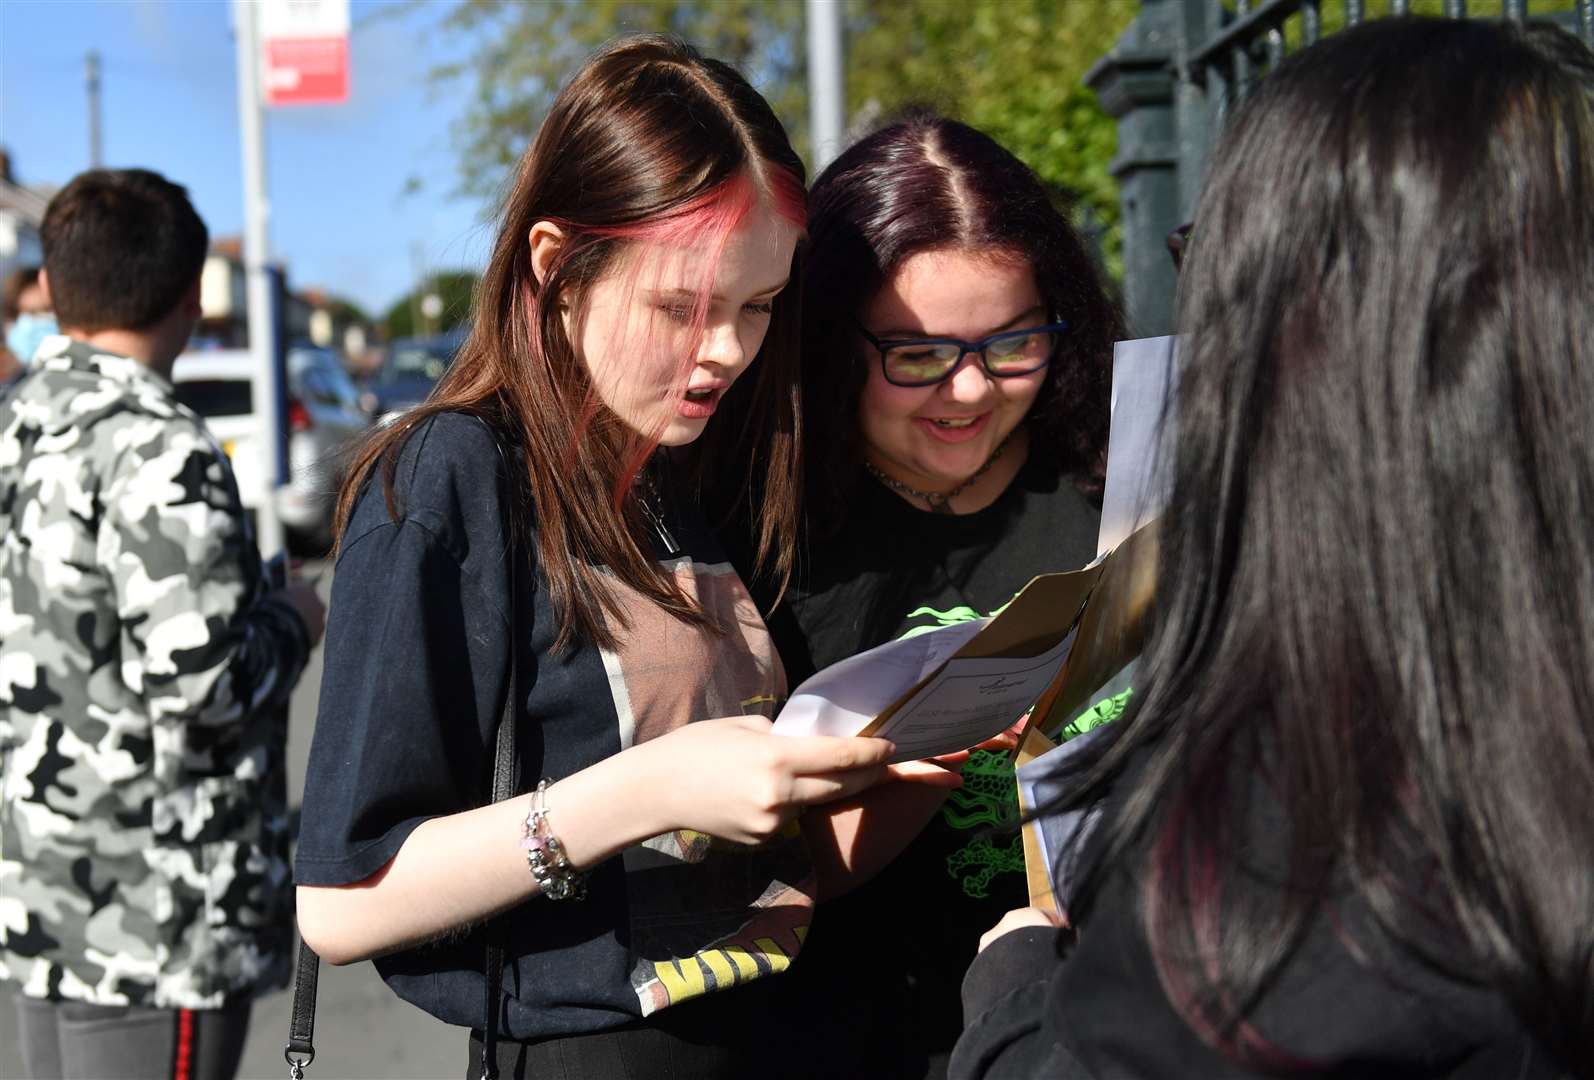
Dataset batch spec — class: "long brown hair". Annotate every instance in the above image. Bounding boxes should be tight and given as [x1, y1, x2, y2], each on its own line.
[336, 35, 807, 651]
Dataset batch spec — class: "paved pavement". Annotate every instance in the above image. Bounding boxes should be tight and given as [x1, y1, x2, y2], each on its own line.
[0, 562, 462, 1079]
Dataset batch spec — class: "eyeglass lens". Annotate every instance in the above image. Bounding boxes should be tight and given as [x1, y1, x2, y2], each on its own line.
[884, 330, 1058, 386]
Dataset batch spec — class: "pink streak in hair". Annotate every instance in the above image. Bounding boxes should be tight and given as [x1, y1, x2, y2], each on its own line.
[761, 161, 807, 230]
[1147, 789, 1318, 1071]
[571, 166, 805, 511]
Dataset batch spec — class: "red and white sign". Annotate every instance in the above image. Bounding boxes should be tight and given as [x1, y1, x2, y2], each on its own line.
[260, 0, 349, 107]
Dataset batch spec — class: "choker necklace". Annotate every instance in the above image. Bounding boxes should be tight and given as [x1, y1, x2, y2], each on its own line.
[863, 430, 1016, 515]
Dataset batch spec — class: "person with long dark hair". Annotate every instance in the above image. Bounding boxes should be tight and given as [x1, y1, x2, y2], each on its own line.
[731, 114, 1123, 1078]
[952, 17, 1594, 1078]
[291, 36, 959, 1080]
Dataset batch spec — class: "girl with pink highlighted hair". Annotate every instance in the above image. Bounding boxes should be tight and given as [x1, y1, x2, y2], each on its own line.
[294, 35, 958, 1079]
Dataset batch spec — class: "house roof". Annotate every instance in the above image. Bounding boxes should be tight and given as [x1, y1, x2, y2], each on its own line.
[0, 177, 49, 224]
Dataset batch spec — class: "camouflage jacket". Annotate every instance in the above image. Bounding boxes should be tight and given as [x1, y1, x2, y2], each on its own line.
[0, 336, 308, 1007]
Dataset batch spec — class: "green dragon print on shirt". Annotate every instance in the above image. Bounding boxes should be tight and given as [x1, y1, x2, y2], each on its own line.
[896, 601, 1133, 899]
[898, 602, 1005, 639]
[943, 749, 1029, 899]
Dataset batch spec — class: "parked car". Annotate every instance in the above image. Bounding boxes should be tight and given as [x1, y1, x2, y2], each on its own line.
[370, 330, 464, 425]
[170, 345, 372, 551]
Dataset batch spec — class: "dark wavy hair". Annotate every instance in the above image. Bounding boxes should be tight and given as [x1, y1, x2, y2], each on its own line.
[799, 112, 1122, 535]
[2, 266, 41, 323]
[1046, 17, 1594, 1068]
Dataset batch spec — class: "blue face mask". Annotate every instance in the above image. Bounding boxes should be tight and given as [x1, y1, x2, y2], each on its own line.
[7, 312, 57, 365]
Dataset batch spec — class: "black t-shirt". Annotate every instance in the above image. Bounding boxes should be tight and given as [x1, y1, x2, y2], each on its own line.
[294, 413, 821, 1048]
[766, 458, 1099, 685]
[746, 454, 1101, 1069]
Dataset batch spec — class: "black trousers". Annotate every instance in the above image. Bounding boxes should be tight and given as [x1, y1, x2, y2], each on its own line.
[13, 996, 252, 1080]
[464, 965, 911, 1080]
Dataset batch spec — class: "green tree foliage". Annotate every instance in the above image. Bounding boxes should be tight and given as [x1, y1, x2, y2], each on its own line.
[428, 1, 806, 201]
[320, 296, 371, 327]
[421, 1, 1579, 286]
[843, 1, 1136, 276]
[382, 270, 479, 339]
[425, 0, 1134, 272]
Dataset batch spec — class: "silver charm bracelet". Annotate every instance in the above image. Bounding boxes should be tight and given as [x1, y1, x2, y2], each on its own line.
[521, 779, 587, 900]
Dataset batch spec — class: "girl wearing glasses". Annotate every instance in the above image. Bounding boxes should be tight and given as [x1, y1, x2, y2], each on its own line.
[733, 112, 1122, 1078]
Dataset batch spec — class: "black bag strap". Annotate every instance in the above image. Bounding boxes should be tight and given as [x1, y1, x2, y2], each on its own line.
[284, 940, 319, 1079]
[480, 423, 524, 1080]
[479, 604, 519, 1080]
[285, 425, 524, 1080]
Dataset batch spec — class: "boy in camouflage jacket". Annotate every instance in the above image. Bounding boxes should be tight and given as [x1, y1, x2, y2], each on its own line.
[0, 168, 325, 1080]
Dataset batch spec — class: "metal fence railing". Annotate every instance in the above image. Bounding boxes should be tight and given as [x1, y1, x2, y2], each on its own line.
[1088, 0, 1594, 336]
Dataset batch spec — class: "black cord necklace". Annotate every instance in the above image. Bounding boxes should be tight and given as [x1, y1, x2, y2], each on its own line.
[863, 429, 1016, 515]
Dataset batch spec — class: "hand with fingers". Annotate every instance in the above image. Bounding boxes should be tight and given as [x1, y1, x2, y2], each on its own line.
[638, 715, 896, 845]
[793, 720, 1031, 898]
[888, 716, 1026, 783]
[978, 906, 1066, 954]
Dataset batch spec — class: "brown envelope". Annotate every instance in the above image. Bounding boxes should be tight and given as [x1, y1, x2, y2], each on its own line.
[1014, 726, 1061, 914]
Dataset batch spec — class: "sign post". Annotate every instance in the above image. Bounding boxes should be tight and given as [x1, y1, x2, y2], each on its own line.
[260, 0, 351, 107]
[233, 0, 284, 557]
[233, 0, 350, 557]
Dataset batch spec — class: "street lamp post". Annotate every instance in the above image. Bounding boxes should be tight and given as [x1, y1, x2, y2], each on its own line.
[233, 0, 286, 557]
[86, 51, 102, 168]
[806, 0, 846, 174]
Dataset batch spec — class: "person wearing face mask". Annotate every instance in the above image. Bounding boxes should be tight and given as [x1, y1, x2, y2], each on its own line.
[717, 113, 1124, 1079]
[1, 265, 55, 385]
[0, 168, 326, 1080]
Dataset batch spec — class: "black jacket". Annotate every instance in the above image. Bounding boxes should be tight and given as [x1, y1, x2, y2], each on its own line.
[952, 782, 1562, 1079]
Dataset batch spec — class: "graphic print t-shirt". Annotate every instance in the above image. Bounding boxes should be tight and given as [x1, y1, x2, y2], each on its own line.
[748, 454, 1100, 1057]
[294, 414, 809, 1041]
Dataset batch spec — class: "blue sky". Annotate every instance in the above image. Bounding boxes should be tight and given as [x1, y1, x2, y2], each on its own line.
[0, 0, 493, 317]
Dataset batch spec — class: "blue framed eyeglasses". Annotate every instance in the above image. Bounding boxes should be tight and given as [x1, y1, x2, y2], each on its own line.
[853, 318, 1069, 388]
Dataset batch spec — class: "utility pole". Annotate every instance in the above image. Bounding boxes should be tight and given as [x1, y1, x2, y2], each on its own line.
[409, 241, 426, 338]
[805, 0, 846, 174]
[233, 0, 286, 557]
[86, 51, 102, 168]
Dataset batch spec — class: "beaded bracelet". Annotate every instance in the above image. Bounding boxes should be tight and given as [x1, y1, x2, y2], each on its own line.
[521, 779, 587, 900]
